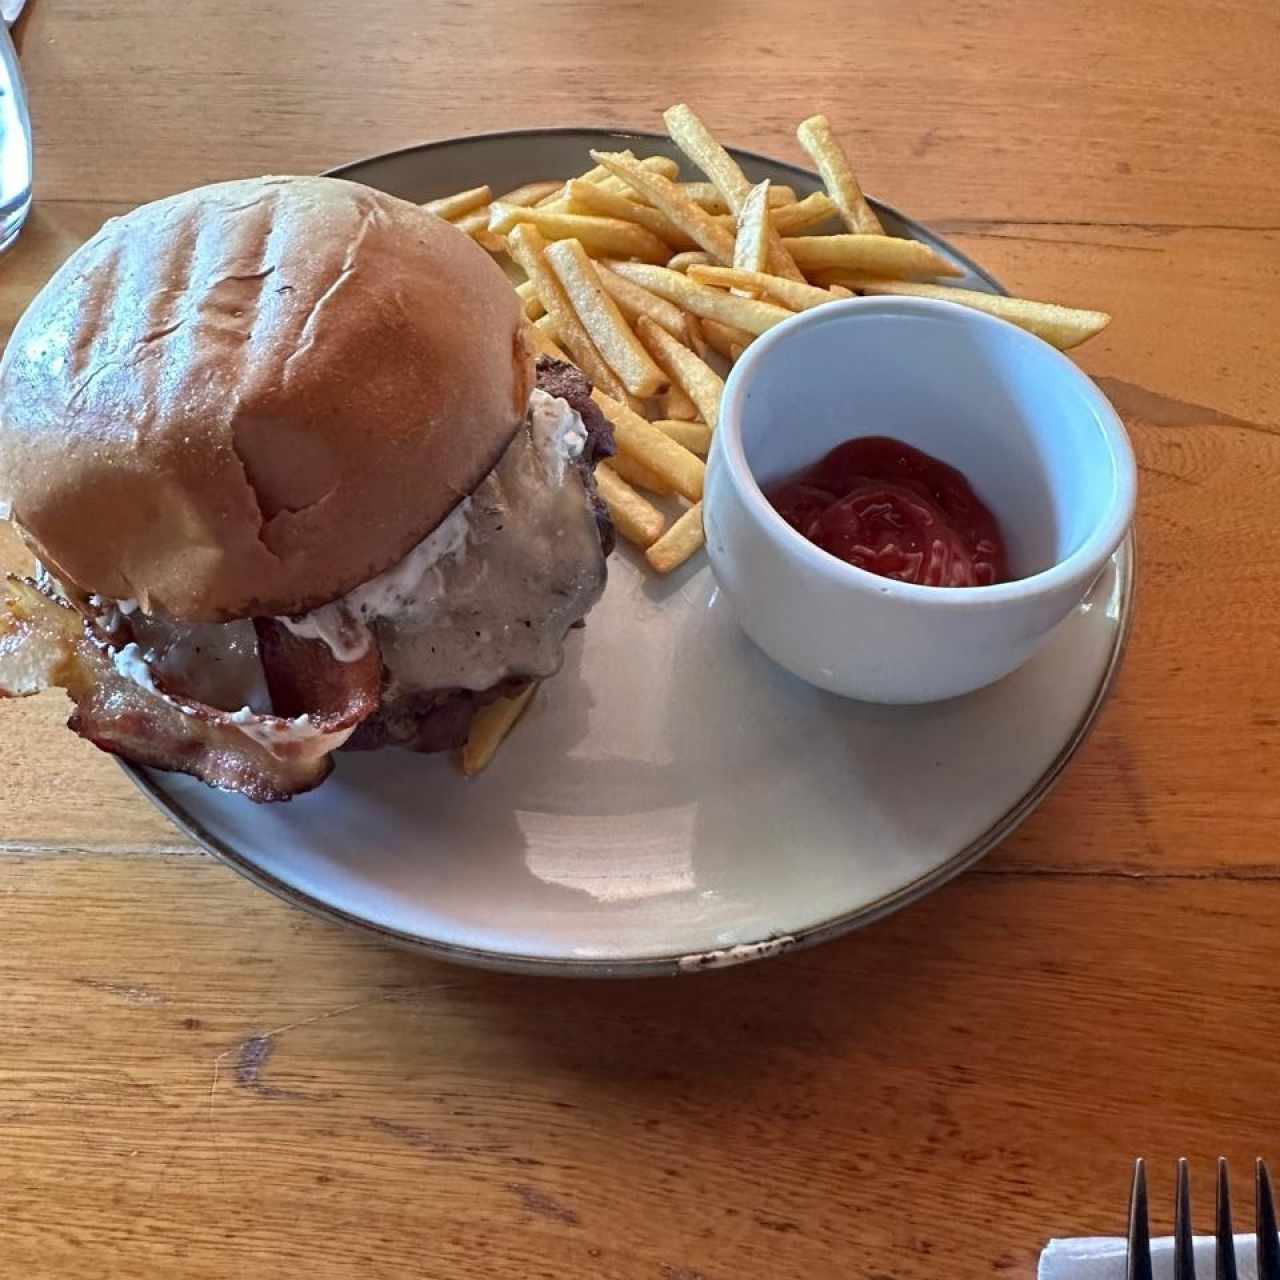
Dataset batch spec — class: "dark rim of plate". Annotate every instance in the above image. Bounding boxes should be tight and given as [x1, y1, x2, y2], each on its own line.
[119, 128, 1135, 978]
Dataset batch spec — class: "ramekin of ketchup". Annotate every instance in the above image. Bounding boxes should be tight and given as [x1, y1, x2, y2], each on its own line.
[702, 295, 1136, 703]
[767, 436, 1009, 588]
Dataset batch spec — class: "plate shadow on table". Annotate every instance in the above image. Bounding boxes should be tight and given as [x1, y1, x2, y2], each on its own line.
[330, 874, 994, 1106]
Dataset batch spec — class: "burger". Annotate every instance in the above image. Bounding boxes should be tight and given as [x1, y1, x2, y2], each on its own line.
[0, 175, 615, 800]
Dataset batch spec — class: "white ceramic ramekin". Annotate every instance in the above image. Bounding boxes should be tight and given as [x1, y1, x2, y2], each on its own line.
[703, 296, 1136, 704]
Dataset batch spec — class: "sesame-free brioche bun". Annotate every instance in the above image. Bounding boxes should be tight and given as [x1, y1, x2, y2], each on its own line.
[0, 175, 534, 621]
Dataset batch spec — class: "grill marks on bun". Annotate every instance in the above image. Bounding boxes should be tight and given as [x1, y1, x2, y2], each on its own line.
[0, 176, 533, 622]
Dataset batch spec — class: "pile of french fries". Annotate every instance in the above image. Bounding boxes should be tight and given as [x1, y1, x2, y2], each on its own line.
[426, 105, 1111, 582]
[437, 104, 1112, 769]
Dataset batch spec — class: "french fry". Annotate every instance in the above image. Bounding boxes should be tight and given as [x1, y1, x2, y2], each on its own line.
[528, 313, 646, 413]
[662, 104, 804, 281]
[454, 206, 494, 237]
[449, 215, 506, 253]
[515, 279, 545, 320]
[544, 238, 669, 399]
[461, 683, 538, 776]
[833, 278, 1112, 349]
[593, 267, 689, 341]
[665, 251, 717, 273]
[538, 151, 636, 207]
[679, 182, 796, 213]
[564, 179, 697, 251]
[507, 224, 631, 403]
[595, 155, 681, 184]
[449, 218, 503, 252]
[635, 156, 683, 179]
[661, 381, 700, 421]
[713, 206, 838, 236]
[594, 155, 682, 198]
[796, 114, 883, 236]
[684, 314, 709, 360]
[646, 501, 705, 574]
[663, 104, 752, 203]
[653, 418, 712, 456]
[489, 203, 669, 263]
[595, 464, 668, 548]
[606, 450, 675, 496]
[552, 157, 621, 190]
[601, 262, 792, 336]
[542, 155, 682, 210]
[700, 317, 754, 360]
[525, 320, 570, 364]
[635, 317, 725, 430]
[783, 234, 963, 279]
[423, 184, 492, 221]
[754, 192, 838, 236]
[592, 390, 705, 502]
[733, 179, 772, 277]
[688, 265, 843, 311]
[588, 150, 737, 265]
[453, 180, 560, 250]
[501, 180, 564, 207]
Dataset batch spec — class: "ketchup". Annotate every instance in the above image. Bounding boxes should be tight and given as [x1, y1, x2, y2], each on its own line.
[766, 437, 1008, 587]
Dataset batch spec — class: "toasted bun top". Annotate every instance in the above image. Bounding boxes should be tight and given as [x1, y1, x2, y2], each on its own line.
[0, 175, 533, 621]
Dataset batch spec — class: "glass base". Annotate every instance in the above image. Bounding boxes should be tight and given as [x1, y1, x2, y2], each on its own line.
[0, 193, 31, 253]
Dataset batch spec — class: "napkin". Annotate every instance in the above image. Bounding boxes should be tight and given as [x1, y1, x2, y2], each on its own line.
[1039, 1234, 1261, 1279]
[2, 2, 26, 26]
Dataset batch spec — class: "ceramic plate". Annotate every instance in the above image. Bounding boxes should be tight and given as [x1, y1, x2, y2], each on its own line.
[124, 129, 1135, 976]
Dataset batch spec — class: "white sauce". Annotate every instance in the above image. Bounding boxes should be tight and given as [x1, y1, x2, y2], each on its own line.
[229, 706, 321, 748]
[90, 594, 136, 613]
[103, 642, 320, 750]
[346, 498, 474, 623]
[276, 606, 370, 663]
[279, 388, 605, 696]
[529, 385, 587, 479]
[279, 497, 474, 662]
[111, 642, 162, 695]
[90, 594, 142, 635]
[35, 566, 69, 601]
[119, 613, 272, 714]
[92, 592, 275, 727]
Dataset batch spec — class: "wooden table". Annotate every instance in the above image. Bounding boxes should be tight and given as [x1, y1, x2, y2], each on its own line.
[3, 2, 1279, 1275]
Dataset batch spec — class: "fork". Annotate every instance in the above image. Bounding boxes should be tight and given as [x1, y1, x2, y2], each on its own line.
[1127, 1157, 1280, 1280]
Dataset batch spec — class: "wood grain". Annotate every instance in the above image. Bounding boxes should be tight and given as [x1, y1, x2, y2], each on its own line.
[5, 855, 1280, 1278]
[3, 2, 1279, 1276]
[19, 0, 1280, 228]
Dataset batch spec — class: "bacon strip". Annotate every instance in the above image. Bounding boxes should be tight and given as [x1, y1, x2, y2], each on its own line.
[0, 578, 379, 802]
[253, 617, 380, 721]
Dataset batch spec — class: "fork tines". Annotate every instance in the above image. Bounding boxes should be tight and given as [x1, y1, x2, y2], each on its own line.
[1174, 1158, 1195, 1280]
[1259, 1159, 1279, 1280]
[1217, 1158, 1237, 1280]
[1126, 1158, 1279, 1280]
[1128, 1158, 1154, 1280]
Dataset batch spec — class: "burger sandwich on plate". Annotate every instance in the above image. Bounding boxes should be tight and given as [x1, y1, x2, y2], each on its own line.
[0, 175, 615, 800]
